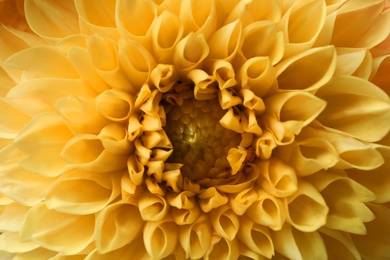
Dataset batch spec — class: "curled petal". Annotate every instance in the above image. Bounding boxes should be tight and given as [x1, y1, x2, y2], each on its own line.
[208, 20, 242, 62]
[241, 109, 263, 135]
[239, 21, 284, 64]
[115, 0, 156, 45]
[225, 0, 281, 27]
[61, 134, 127, 172]
[168, 191, 201, 225]
[240, 89, 266, 116]
[95, 201, 143, 253]
[307, 171, 375, 234]
[273, 226, 327, 260]
[95, 89, 133, 122]
[227, 147, 246, 175]
[211, 60, 237, 90]
[279, 137, 338, 176]
[99, 123, 133, 154]
[257, 158, 298, 197]
[198, 187, 228, 213]
[15, 112, 72, 177]
[4, 46, 78, 80]
[151, 11, 183, 63]
[238, 216, 274, 258]
[229, 188, 258, 216]
[24, 0, 79, 39]
[118, 39, 156, 87]
[238, 57, 277, 98]
[138, 191, 169, 221]
[335, 48, 372, 79]
[179, 0, 217, 39]
[67, 46, 110, 94]
[151, 64, 178, 93]
[210, 205, 240, 241]
[86, 35, 134, 93]
[246, 190, 285, 231]
[279, 0, 326, 57]
[143, 218, 179, 259]
[179, 215, 212, 259]
[220, 108, 244, 133]
[332, 0, 390, 48]
[218, 88, 242, 110]
[206, 235, 240, 260]
[57, 96, 108, 135]
[285, 181, 329, 232]
[254, 131, 277, 159]
[275, 46, 336, 91]
[316, 76, 390, 142]
[173, 32, 209, 77]
[45, 169, 121, 215]
[127, 114, 143, 142]
[128, 153, 146, 185]
[20, 203, 94, 255]
[87, 237, 150, 260]
[264, 92, 326, 143]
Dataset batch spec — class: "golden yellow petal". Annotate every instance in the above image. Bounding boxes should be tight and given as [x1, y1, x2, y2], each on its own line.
[208, 20, 242, 61]
[246, 190, 285, 231]
[95, 201, 143, 253]
[0, 98, 31, 138]
[238, 57, 277, 98]
[257, 158, 298, 197]
[285, 181, 329, 232]
[0, 202, 29, 232]
[206, 234, 240, 260]
[320, 228, 361, 260]
[279, 0, 326, 57]
[179, 0, 217, 39]
[138, 191, 169, 221]
[238, 216, 274, 258]
[179, 215, 212, 259]
[273, 226, 327, 260]
[143, 218, 178, 259]
[95, 89, 133, 123]
[198, 187, 228, 213]
[20, 203, 94, 255]
[118, 38, 156, 88]
[210, 205, 240, 241]
[0, 232, 39, 253]
[24, 0, 79, 39]
[45, 169, 121, 215]
[316, 76, 390, 142]
[275, 46, 336, 91]
[116, 0, 156, 46]
[335, 48, 372, 79]
[150, 10, 183, 64]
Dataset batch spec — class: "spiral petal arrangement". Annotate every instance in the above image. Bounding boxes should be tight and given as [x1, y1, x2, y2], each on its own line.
[0, 0, 390, 259]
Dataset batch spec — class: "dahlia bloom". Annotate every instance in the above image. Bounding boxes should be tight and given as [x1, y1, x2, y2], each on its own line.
[0, 0, 390, 259]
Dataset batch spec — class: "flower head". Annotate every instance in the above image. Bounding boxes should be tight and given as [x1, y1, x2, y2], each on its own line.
[0, 0, 390, 259]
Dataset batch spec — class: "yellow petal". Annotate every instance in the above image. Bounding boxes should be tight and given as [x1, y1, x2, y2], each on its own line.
[20, 203, 94, 255]
[238, 216, 274, 258]
[138, 191, 169, 221]
[228, 188, 258, 216]
[95, 201, 143, 253]
[208, 20, 242, 61]
[273, 226, 327, 260]
[246, 190, 285, 231]
[24, 0, 79, 39]
[0, 203, 29, 232]
[210, 205, 240, 241]
[285, 181, 329, 232]
[206, 235, 240, 260]
[275, 46, 336, 91]
[45, 169, 121, 215]
[320, 228, 361, 260]
[316, 76, 390, 142]
[179, 215, 212, 259]
[143, 218, 178, 259]
[0, 232, 39, 253]
[95, 89, 133, 123]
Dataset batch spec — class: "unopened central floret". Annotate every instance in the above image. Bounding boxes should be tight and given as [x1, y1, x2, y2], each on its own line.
[164, 98, 240, 181]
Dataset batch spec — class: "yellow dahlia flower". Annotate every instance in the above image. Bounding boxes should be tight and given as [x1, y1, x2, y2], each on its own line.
[0, 0, 390, 259]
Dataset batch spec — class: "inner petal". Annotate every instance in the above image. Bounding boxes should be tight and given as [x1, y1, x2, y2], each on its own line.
[164, 98, 241, 182]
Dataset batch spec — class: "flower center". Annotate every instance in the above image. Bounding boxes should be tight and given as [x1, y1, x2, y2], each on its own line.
[164, 98, 241, 181]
